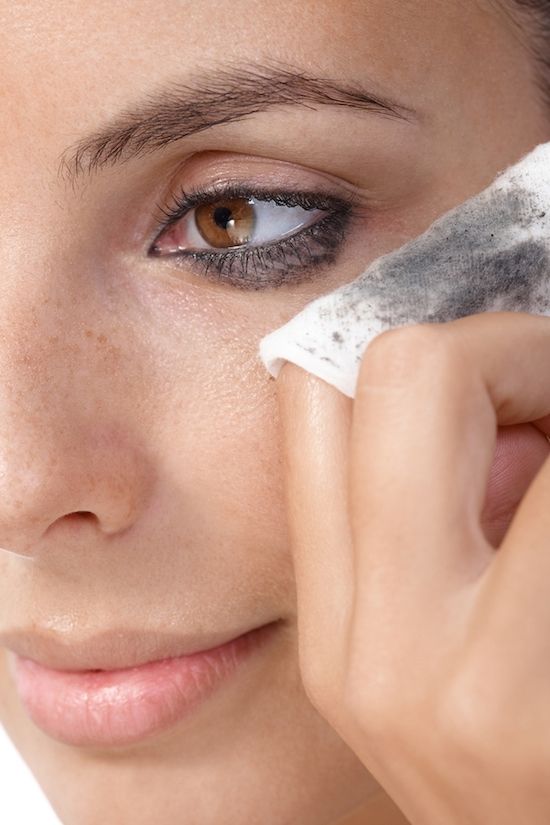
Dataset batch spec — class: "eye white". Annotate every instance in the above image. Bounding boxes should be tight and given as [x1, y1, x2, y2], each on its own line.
[181, 197, 325, 250]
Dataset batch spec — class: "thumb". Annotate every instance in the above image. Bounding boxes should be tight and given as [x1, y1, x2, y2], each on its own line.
[276, 363, 355, 706]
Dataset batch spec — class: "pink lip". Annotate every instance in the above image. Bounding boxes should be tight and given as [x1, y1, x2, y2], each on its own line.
[8, 623, 276, 747]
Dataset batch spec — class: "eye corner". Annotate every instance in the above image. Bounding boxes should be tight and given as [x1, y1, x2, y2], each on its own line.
[147, 243, 161, 257]
[146, 180, 359, 290]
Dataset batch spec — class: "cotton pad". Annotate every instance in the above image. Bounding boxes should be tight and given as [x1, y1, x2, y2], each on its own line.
[259, 141, 550, 398]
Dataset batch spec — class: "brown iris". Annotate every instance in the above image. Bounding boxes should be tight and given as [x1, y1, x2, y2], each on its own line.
[194, 198, 256, 249]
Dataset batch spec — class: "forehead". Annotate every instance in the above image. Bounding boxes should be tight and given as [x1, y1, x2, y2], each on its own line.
[1, 1, 508, 103]
[0, 0, 533, 199]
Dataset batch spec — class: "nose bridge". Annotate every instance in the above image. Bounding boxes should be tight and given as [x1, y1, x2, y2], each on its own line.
[0, 251, 149, 555]
[0, 293, 86, 446]
[0, 41, 153, 556]
[0, 230, 90, 407]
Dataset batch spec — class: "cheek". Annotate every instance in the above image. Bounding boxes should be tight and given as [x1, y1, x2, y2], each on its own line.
[187, 335, 298, 604]
[129, 273, 313, 602]
[179, 318, 290, 541]
[128, 272, 298, 545]
[481, 425, 550, 547]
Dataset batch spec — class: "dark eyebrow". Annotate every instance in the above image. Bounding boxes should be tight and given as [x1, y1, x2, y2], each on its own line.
[58, 62, 416, 185]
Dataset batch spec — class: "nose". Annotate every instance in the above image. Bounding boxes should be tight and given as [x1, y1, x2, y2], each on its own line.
[0, 414, 148, 556]
[0, 293, 151, 558]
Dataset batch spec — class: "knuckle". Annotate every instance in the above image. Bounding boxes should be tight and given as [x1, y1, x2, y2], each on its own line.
[359, 323, 462, 390]
[298, 641, 401, 743]
[341, 659, 402, 742]
[435, 664, 506, 764]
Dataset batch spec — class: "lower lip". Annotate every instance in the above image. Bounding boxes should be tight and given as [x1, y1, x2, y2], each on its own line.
[9, 623, 277, 748]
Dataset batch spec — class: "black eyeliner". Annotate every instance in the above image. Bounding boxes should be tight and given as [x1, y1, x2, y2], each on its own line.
[148, 183, 357, 290]
[151, 182, 353, 231]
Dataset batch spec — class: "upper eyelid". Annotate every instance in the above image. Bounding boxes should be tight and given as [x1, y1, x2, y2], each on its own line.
[150, 182, 357, 242]
[151, 209, 354, 291]
[145, 180, 360, 290]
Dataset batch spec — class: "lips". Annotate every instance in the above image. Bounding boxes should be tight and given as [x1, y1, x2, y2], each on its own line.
[5, 621, 279, 748]
[4, 427, 542, 750]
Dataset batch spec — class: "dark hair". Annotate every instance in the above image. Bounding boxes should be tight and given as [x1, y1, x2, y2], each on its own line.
[506, 0, 550, 106]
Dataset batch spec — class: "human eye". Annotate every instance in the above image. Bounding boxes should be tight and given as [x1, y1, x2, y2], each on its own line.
[148, 182, 357, 291]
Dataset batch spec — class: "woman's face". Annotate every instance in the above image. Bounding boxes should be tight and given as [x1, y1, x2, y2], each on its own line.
[0, 2, 548, 823]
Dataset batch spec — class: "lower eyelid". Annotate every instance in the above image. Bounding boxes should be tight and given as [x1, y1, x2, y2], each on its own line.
[160, 207, 354, 291]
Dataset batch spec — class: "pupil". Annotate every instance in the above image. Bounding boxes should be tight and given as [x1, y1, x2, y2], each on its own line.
[214, 207, 233, 230]
[194, 198, 256, 248]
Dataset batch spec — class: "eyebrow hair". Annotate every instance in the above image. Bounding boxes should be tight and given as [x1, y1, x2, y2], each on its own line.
[58, 62, 416, 185]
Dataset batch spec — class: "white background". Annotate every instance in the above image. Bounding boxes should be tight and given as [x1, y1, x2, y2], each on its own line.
[0, 724, 62, 824]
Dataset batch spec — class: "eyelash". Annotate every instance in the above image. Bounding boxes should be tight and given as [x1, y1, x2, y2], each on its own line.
[148, 182, 357, 290]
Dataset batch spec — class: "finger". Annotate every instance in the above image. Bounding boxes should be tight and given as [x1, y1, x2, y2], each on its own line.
[276, 363, 354, 698]
[482, 434, 550, 643]
[481, 424, 550, 547]
[349, 312, 550, 624]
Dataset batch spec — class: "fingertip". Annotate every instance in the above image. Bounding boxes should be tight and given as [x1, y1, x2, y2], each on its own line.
[275, 363, 316, 426]
[276, 366, 353, 483]
[276, 362, 310, 394]
[276, 364, 352, 430]
[276, 362, 348, 399]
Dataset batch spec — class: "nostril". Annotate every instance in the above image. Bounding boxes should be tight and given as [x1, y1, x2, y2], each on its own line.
[39, 510, 99, 546]
[45, 511, 99, 536]
[66, 511, 96, 522]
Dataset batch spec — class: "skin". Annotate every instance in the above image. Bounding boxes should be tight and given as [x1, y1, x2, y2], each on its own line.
[0, 1, 548, 823]
[278, 315, 550, 824]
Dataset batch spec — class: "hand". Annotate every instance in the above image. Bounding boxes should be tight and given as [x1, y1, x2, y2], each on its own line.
[276, 312, 550, 825]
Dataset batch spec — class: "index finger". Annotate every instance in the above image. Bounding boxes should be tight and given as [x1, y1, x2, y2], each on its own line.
[276, 366, 355, 698]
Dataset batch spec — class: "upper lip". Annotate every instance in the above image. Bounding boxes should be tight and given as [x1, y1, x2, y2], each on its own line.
[0, 623, 274, 672]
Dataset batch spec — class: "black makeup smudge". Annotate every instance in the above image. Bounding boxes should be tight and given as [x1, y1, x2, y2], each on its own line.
[427, 240, 549, 321]
[318, 184, 550, 351]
